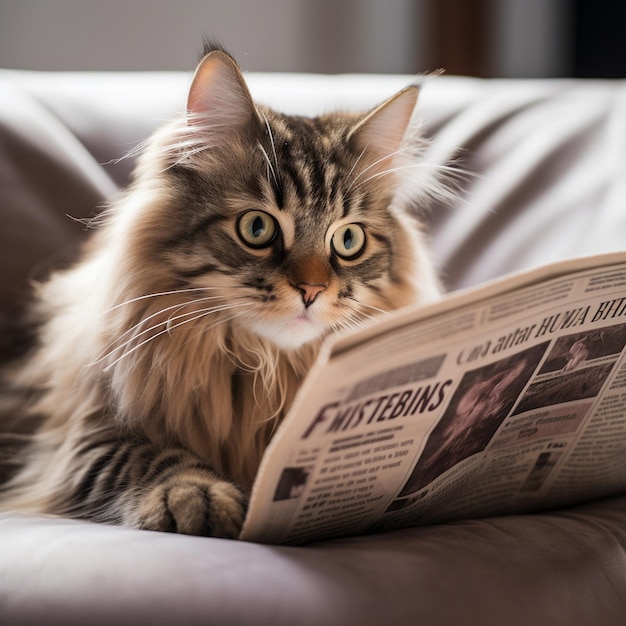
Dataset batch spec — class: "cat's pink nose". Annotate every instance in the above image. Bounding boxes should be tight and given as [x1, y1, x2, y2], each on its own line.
[295, 282, 327, 308]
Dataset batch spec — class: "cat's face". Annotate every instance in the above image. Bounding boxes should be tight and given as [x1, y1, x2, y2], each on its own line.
[119, 50, 436, 352]
[157, 114, 423, 350]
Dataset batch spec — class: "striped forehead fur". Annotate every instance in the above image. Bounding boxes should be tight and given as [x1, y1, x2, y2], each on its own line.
[142, 101, 450, 216]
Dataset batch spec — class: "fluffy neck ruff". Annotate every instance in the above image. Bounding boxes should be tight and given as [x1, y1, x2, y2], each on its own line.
[105, 300, 319, 488]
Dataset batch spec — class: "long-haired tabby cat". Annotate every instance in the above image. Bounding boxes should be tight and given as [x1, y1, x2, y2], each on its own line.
[0, 45, 445, 538]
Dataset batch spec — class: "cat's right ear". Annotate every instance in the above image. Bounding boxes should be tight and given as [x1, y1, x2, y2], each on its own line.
[187, 50, 260, 136]
[348, 85, 419, 169]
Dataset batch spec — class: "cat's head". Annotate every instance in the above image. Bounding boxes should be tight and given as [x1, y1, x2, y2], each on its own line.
[110, 48, 441, 353]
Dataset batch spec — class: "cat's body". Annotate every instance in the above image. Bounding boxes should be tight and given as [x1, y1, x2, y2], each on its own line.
[0, 47, 444, 537]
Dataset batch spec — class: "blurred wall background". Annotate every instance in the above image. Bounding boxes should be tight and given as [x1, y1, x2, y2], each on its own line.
[0, 0, 624, 77]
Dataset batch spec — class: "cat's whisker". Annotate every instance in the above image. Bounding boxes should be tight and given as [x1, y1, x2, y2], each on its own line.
[114, 300, 245, 354]
[99, 285, 249, 329]
[347, 145, 413, 192]
[345, 146, 367, 190]
[160, 295, 247, 332]
[258, 144, 279, 191]
[261, 112, 279, 169]
[334, 310, 369, 335]
[94, 294, 235, 364]
[352, 148, 424, 188]
[94, 299, 244, 367]
[356, 163, 427, 188]
[351, 309, 375, 324]
[355, 160, 472, 195]
[336, 318, 363, 334]
[101, 302, 251, 372]
[177, 309, 252, 355]
[354, 301, 392, 317]
[259, 111, 281, 190]
[105, 287, 215, 314]
[352, 313, 376, 325]
[340, 305, 388, 334]
[158, 302, 252, 344]
[171, 145, 211, 167]
[165, 302, 194, 335]
[69, 287, 236, 365]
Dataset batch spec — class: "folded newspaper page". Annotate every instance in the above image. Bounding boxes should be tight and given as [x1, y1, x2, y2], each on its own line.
[240, 251, 626, 544]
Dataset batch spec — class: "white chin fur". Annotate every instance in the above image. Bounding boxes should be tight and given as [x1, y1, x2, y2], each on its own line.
[245, 316, 326, 350]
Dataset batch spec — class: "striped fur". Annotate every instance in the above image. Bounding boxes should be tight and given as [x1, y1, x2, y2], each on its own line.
[0, 47, 446, 537]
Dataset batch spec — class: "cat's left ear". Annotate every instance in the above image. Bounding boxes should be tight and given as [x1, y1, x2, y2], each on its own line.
[349, 85, 418, 171]
[187, 50, 260, 136]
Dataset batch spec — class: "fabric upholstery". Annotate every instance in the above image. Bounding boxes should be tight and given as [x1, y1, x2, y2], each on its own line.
[1, 69, 626, 625]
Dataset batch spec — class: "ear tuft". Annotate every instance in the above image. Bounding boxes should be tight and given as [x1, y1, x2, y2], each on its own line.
[187, 49, 259, 134]
[349, 85, 419, 171]
[198, 38, 229, 64]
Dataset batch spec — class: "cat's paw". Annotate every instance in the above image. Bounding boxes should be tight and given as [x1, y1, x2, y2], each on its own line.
[131, 471, 247, 538]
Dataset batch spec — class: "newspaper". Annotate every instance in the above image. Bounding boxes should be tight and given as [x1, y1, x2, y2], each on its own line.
[240, 251, 626, 544]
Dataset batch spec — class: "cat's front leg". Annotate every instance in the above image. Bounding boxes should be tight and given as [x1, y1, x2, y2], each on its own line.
[127, 459, 247, 537]
[70, 441, 247, 538]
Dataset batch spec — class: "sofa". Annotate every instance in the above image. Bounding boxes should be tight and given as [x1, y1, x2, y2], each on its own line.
[1, 68, 626, 625]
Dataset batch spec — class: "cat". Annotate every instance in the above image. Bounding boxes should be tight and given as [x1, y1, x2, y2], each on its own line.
[0, 44, 446, 538]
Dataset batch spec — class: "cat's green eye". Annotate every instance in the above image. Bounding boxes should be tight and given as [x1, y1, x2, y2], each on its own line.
[237, 210, 278, 248]
[331, 223, 366, 260]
